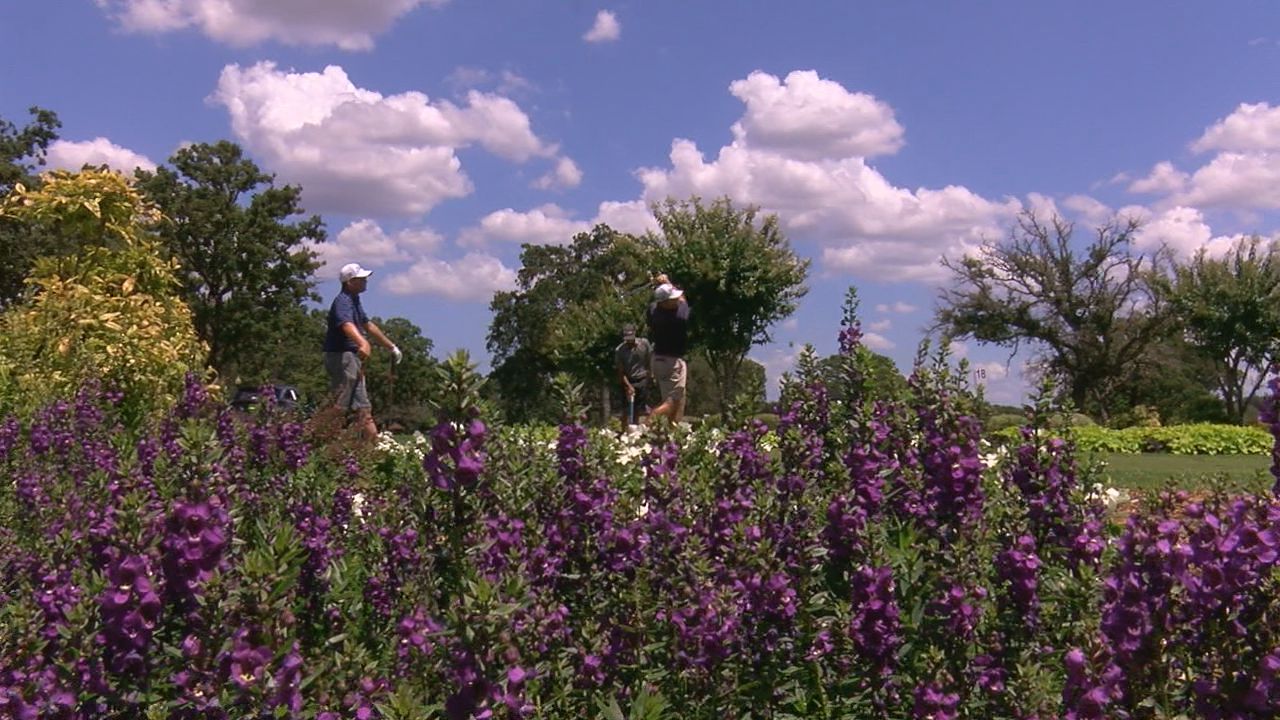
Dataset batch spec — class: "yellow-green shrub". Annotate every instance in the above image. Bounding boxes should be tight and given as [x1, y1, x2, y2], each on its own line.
[987, 422, 1271, 455]
[0, 170, 208, 422]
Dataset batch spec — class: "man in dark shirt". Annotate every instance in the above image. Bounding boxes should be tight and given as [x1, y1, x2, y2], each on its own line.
[614, 323, 653, 425]
[321, 262, 401, 441]
[645, 275, 691, 423]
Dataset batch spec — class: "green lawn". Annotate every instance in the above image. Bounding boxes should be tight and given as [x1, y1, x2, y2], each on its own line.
[1089, 453, 1273, 493]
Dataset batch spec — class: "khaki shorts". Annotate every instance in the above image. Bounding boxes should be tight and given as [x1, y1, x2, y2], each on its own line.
[651, 355, 687, 403]
[324, 351, 370, 410]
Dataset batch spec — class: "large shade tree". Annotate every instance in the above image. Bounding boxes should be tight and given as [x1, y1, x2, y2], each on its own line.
[1156, 235, 1280, 423]
[135, 141, 325, 381]
[647, 197, 809, 415]
[487, 225, 650, 422]
[936, 212, 1172, 421]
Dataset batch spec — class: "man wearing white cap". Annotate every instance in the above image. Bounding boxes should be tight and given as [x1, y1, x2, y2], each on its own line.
[321, 262, 401, 441]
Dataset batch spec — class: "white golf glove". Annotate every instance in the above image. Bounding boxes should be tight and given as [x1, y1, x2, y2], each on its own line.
[391, 345, 403, 364]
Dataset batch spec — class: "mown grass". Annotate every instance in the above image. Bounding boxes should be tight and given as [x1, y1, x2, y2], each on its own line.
[1089, 452, 1272, 493]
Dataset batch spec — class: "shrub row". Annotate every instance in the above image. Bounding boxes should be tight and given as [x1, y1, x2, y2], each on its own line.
[989, 422, 1273, 455]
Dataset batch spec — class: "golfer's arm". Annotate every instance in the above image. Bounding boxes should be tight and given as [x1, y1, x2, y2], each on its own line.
[362, 321, 396, 351]
[340, 322, 370, 351]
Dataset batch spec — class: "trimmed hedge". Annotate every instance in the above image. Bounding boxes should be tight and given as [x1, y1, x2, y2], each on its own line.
[988, 422, 1273, 455]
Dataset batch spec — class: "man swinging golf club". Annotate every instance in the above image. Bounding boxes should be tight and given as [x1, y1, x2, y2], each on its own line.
[645, 273, 690, 424]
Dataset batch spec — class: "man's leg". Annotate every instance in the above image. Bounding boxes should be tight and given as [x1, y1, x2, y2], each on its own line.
[634, 380, 653, 420]
[670, 359, 688, 422]
[350, 371, 377, 442]
[354, 408, 378, 442]
[311, 352, 353, 437]
[647, 358, 676, 424]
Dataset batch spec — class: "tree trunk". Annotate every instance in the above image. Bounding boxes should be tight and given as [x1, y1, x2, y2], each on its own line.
[709, 351, 745, 417]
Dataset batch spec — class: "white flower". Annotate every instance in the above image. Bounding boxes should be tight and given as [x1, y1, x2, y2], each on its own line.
[1086, 483, 1129, 509]
[351, 492, 366, 522]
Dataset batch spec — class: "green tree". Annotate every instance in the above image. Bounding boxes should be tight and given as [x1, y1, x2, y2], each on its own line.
[135, 141, 325, 380]
[684, 351, 768, 418]
[0, 106, 62, 306]
[487, 225, 650, 422]
[362, 316, 439, 430]
[230, 305, 327, 400]
[814, 351, 907, 406]
[1155, 235, 1280, 423]
[936, 212, 1172, 422]
[1106, 335, 1226, 426]
[647, 197, 809, 415]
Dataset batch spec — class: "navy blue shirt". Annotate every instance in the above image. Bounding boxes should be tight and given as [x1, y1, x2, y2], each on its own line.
[324, 290, 369, 352]
[647, 300, 690, 358]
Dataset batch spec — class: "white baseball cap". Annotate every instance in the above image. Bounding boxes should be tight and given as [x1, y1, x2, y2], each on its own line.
[339, 263, 373, 283]
[653, 283, 684, 302]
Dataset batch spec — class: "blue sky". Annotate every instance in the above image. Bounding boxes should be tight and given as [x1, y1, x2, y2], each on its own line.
[4, 1, 1280, 403]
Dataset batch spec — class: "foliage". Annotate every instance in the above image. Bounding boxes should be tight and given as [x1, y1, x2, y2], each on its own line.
[1102, 335, 1228, 426]
[362, 316, 439, 431]
[1155, 235, 1280, 423]
[135, 141, 325, 379]
[4, 319, 1280, 717]
[648, 197, 809, 414]
[990, 423, 1273, 455]
[937, 211, 1172, 422]
[0, 106, 61, 306]
[488, 225, 650, 422]
[428, 349, 490, 426]
[0, 169, 207, 422]
[232, 305, 328, 404]
[0, 106, 60, 193]
[682, 350, 766, 420]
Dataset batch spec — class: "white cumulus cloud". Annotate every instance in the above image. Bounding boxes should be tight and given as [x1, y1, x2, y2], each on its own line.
[863, 332, 895, 351]
[308, 219, 443, 278]
[45, 138, 156, 173]
[1192, 102, 1280, 153]
[1123, 205, 1243, 259]
[459, 204, 592, 247]
[95, 0, 445, 50]
[1130, 103, 1280, 212]
[583, 10, 620, 43]
[728, 70, 905, 160]
[874, 301, 916, 314]
[211, 62, 559, 217]
[1061, 194, 1114, 226]
[533, 157, 583, 190]
[1128, 161, 1188, 195]
[1178, 152, 1280, 209]
[630, 70, 1019, 282]
[461, 201, 659, 246]
[384, 253, 517, 301]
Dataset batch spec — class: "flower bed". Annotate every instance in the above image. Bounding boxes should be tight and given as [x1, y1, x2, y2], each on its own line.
[2, 359, 1280, 718]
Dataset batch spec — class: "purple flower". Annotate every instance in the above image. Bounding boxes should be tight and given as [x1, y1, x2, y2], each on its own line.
[913, 681, 960, 720]
[848, 565, 902, 684]
[98, 554, 163, 675]
[1258, 374, 1280, 496]
[160, 500, 231, 610]
[995, 534, 1042, 628]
